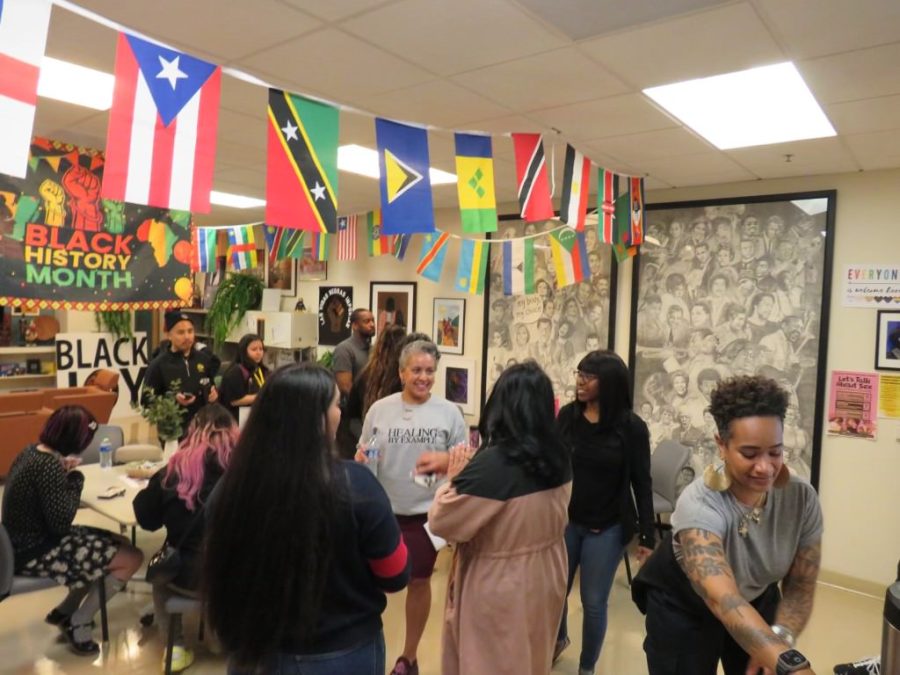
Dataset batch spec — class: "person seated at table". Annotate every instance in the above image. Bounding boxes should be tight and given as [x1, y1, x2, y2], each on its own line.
[217, 333, 269, 422]
[133, 403, 238, 671]
[1, 406, 144, 655]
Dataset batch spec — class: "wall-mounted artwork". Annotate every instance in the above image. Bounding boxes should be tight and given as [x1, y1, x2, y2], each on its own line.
[370, 281, 416, 341]
[436, 355, 477, 416]
[433, 297, 465, 355]
[875, 310, 900, 371]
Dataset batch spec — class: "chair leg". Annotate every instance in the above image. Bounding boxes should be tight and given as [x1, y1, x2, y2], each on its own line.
[165, 615, 176, 675]
[198, 615, 205, 642]
[623, 551, 633, 586]
[98, 578, 109, 642]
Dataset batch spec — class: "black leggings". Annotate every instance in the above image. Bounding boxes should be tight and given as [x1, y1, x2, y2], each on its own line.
[643, 584, 780, 675]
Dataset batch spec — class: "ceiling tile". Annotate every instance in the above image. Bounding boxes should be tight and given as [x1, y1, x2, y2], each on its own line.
[637, 152, 757, 187]
[825, 95, 900, 135]
[339, 0, 568, 76]
[362, 80, 511, 128]
[47, 108, 110, 150]
[279, 0, 395, 22]
[450, 46, 631, 112]
[843, 130, 900, 171]
[216, 140, 267, 170]
[529, 94, 678, 140]
[757, 0, 900, 59]
[239, 28, 434, 102]
[72, 1, 322, 62]
[579, 3, 784, 89]
[219, 77, 270, 120]
[799, 43, 900, 104]
[585, 127, 715, 164]
[725, 137, 860, 178]
[213, 165, 266, 194]
[46, 7, 116, 72]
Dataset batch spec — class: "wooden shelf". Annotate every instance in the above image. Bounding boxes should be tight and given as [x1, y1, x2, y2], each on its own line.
[0, 374, 56, 381]
[0, 346, 56, 355]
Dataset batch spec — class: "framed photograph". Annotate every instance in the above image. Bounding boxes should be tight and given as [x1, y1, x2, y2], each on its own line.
[436, 355, 477, 416]
[875, 310, 900, 371]
[433, 297, 465, 355]
[628, 190, 836, 489]
[370, 281, 416, 341]
[298, 249, 328, 281]
[481, 214, 617, 408]
[318, 286, 353, 346]
[264, 255, 296, 296]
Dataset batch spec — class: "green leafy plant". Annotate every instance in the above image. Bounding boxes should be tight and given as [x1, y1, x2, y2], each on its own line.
[134, 379, 186, 442]
[207, 272, 264, 343]
[317, 350, 334, 369]
[95, 310, 133, 338]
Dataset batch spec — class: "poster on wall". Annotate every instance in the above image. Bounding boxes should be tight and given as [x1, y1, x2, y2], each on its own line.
[828, 371, 878, 440]
[0, 138, 192, 310]
[842, 265, 900, 308]
[628, 191, 836, 488]
[878, 374, 900, 419]
[482, 215, 617, 407]
[55, 332, 150, 419]
[318, 286, 353, 346]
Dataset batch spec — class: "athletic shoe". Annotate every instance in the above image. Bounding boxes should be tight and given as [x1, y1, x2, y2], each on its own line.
[390, 657, 419, 675]
[163, 646, 194, 672]
[834, 655, 881, 675]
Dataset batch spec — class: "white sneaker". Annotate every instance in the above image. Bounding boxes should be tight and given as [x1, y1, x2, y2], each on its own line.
[833, 655, 880, 675]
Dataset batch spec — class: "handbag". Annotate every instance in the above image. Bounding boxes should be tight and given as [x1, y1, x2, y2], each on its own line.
[145, 501, 206, 585]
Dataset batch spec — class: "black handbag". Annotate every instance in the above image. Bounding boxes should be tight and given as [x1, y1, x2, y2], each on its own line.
[145, 503, 205, 585]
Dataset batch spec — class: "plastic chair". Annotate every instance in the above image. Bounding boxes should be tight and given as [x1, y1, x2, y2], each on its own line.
[80, 425, 124, 465]
[650, 440, 693, 532]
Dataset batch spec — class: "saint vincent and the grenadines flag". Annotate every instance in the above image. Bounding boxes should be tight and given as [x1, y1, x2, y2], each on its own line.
[376, 118, 434, 235]
[549, 228, 590, 289]
[266, 89, 339, 233]
[454, 133, 497, 233]
[455, 239, 488, 295]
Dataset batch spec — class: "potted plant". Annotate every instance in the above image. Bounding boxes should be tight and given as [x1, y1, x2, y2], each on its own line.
[135, 379, 186, 459]
[95, 310, 133, 338]
[206, 272, 264, 344]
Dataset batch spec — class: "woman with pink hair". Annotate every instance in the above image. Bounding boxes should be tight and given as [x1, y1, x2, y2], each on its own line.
[133, 403, 238, 671]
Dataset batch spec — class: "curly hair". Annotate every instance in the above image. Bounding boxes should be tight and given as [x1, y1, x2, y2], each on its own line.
[709, 375, 789, 441]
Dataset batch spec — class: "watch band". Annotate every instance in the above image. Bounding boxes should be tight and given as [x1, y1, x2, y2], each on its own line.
[775, 648, 810, 675]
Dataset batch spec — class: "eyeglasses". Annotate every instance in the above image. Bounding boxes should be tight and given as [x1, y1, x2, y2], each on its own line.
[573, 370, 598, 382]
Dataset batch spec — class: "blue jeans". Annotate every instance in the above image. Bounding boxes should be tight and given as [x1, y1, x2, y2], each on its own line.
[558, 523, 624, 671]
[229, 632, 385, 675]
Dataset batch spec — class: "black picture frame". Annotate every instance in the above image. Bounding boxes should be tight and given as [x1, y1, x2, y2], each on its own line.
[370, 281, 417, 342]
[628, 190, 836, 490]
[875, 310, 900, 371]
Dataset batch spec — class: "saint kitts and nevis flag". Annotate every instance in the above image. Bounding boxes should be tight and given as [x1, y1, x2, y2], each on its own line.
[416, 231, 451, 282]
[455, 239, 489, 295]
[454, 133, 497, 233]
[376, 119, 435, 234]
[502, 238, 536, 296]
[549, 228, 591, 289]
[227, 225, 258, 270]
[560, 144, 591, 231]
[102, 33, 221, 212]
[367, 210, 391, 256]
[512, 133, 554, 223]
[0, 0, 52, 179]
[266, 89, 339, 233]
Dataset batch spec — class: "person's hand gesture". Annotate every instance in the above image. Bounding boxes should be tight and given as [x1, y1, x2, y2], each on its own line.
[446, 442, 473, 481]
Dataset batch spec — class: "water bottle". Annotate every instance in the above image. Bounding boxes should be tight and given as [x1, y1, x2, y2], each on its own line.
[99, 437, 113, 469]
[364, 435, 379, 463]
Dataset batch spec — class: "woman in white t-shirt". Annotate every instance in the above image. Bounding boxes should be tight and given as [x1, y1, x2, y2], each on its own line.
[633, 375, 822, 675]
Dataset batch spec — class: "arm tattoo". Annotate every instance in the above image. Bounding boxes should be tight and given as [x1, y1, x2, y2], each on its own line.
[676, 529, 735, 600]
[777, 542, 821, 635]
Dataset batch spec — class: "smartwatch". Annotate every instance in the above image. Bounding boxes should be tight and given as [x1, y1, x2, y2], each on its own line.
[775, 649, 810, 674]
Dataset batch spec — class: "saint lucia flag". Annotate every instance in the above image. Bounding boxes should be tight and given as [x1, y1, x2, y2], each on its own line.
[454, 133, 497, 233]
[376, 118, 435, 234]
[454, 239, 488, 295]
[191, 226, 217, 273]
[228, 225, 258, 270]
[416, 231, 451, 282]
[549, 228, 591, 289]
[502, 238, 535, 296]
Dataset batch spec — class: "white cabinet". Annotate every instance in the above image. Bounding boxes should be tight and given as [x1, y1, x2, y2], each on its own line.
[225, 312, 318, 349]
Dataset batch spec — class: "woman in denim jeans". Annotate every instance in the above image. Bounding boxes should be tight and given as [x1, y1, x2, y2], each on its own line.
[554, 350, 656, 675]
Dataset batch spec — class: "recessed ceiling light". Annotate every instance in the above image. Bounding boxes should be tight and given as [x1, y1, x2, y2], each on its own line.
[338, 144, 456, 185]
[210, 190, 266, 209]
[38, 57, 114, 110]
[643, 62, 836, 150]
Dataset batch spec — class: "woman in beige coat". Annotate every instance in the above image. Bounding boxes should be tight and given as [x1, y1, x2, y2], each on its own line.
[429, 362, 572, 675]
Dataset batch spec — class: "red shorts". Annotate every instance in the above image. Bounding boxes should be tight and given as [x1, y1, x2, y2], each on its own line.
[396, 513, 438, 580]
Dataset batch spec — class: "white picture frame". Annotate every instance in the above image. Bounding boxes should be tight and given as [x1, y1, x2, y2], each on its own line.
[436, 355, 477, 416]
[433, 297, 465, 355]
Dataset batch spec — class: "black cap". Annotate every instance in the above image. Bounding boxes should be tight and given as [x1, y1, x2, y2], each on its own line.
[164, 310, 193, 332]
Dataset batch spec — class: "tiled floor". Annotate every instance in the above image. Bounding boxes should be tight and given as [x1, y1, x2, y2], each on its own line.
[1, 504, 885, 674]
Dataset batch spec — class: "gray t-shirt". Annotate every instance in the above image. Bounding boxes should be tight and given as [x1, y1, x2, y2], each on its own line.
[331, 334, 370, 380]
[360, 392, 467, 516]
[671, 474, 823, 601]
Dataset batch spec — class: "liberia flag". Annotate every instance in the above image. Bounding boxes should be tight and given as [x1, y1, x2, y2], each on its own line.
[0, 0, 52, 178]
[560, 144, 591, 231]
[336, 215, 358, 261]
[512, 133, 554, 222]
[102, 33, 221, 213]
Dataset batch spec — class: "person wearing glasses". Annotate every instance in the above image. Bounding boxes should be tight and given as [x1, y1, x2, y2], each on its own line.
[554, 350, 656, 675]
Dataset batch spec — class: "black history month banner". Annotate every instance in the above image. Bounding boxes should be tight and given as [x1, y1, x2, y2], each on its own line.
[0, 138, 193, 311]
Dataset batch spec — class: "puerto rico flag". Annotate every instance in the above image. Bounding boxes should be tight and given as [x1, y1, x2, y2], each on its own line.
[102, 33, 221, 213]
[0, 0, 52, 178]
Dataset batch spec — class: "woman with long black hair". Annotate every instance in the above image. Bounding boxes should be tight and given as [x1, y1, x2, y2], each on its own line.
[203, 364, 410, 673]
[554, 350, 656, 675]
[217, 333, 269, 422]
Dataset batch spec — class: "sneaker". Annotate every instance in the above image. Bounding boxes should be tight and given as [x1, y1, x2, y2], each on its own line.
[834, 656, 881, 675]
[390, 657, 418, 675]
[60, 619, 100, 656]
[553, 637, 570, 664]
[162, 646, 194, 673]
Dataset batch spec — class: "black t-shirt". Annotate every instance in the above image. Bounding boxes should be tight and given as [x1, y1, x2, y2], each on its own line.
[218, 362, 268, 421]
[567, 414, 625, 531]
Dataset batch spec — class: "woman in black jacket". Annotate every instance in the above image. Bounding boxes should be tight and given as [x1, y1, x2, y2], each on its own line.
[554, 350, 655, 675]
[217, 333, 269, 422]
[133, 403, 238, 671]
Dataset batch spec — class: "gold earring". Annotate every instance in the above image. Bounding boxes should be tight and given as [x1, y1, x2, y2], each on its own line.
[703, 460, 731, 491]
[774, 463, 791, 488]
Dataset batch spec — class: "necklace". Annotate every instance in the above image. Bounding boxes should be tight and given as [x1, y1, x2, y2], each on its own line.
[737, 491, 767, 538]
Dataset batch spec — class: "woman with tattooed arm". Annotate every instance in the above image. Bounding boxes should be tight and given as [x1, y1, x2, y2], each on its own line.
[633, 375, 822, 675]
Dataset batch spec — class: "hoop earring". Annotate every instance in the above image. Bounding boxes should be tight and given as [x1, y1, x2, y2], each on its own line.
[774, 463, 791, 488]
[703, 461, 732, 492]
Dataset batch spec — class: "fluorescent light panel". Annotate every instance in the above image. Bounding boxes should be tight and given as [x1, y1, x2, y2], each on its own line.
[38, 57, 114, 110]
[210, 190, 266, 209]
[338, 144, 456, 184]
[643, 62, 836, 150]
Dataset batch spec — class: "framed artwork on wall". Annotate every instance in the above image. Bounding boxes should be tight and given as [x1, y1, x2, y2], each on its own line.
[628, 190, 836, 489]
[436, 355, 477, 416]
[875, 310, 900, 371]
[298, 249, 327, 281]
[370, 281, 416, 341]
[318, 286, 353, 346]
[433, 297, 465, 355]
[264, 255, 296, 296]
[481, 214, 618, 408]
